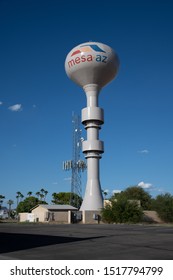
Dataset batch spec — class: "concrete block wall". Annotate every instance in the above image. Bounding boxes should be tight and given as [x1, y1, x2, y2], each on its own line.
[81, 210, 102, 224]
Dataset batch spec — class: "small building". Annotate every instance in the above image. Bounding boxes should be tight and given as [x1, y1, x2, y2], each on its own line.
[0, 207, 8, 219]
[22, 204, 78, 223]
[31, 204, 78, 223]
[19, 212, 35, 222]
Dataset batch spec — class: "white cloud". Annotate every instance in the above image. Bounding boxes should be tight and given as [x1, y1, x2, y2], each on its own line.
[8, 104, 23, 112]
[64, 177, 71, 181]
[112, 189, 122, 194]
[138, 181, 152, 189]
[0, 101, 3, 105]
[138, 149, 149, 154]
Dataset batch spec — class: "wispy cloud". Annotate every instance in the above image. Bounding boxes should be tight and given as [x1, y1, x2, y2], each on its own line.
[64, 177, 71, 181]
[138, 149, 149, 154]
[8, 104, 23, 112]
[0, 101, 3, 106]
[138, 181, 152, 189]
[112, 189, 122, 194]
[153, 187, 164, 193]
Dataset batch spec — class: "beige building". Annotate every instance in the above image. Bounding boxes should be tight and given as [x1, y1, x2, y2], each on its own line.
[19, 205, 103, 224]
[32, 204, 78, 223]
[19, 204, 78, 223]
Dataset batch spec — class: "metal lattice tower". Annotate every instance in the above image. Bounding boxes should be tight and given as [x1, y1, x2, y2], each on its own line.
[63, 113, 86, 208]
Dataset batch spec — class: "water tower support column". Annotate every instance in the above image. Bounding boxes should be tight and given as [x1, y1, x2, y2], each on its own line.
[80, 84, 104, 211]
[65, 41, 119, 212]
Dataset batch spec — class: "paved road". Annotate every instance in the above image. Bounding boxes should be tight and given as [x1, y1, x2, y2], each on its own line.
[0, 223, 173, 259]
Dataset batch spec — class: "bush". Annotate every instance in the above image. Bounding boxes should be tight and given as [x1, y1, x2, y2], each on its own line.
[101, 197, 143, 224]
[152, 193, 173, 222]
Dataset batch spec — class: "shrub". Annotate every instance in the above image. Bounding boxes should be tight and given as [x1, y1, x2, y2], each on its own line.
[101, 197, 143, 224]
[152, 193, 173, 222]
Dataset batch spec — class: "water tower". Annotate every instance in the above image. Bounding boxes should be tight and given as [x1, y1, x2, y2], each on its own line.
[65, 42, 119, 211]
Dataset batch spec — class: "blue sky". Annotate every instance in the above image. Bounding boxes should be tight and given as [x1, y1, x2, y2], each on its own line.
[0, 0, 173, 207]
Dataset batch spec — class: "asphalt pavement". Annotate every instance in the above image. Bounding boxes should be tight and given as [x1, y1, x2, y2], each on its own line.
[0, 223, 173, 259]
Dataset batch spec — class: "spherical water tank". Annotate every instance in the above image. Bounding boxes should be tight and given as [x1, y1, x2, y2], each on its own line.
[65, 42, 119, 88]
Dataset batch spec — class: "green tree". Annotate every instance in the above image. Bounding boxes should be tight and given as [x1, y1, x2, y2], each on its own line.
[39, 193, 44, 201]
[16, 196, 39, 213]
[112, 186, 152, 210]
[27, 191, 32, 197]
[39, 188, 48, 201]
[44, 190, 48, 201]
[100, 204, 115, 224]
[7, 199, 14, 218]
[101, 196, 143, 224]
[16, 191, 24, 208]
[35, 191, 41, 200]
[40, 188, 45, 199]
[52, 192, 82, 208]
[152, 193, 173, 222]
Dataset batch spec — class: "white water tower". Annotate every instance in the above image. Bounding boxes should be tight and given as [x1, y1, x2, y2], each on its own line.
[65, 42, 119, 211]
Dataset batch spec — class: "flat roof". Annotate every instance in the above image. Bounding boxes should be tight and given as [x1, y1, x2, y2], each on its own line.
[31, 204, 78, 211]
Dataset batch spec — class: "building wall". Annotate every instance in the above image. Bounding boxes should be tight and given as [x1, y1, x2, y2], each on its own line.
[32, 207, 48, 222]
[31, 207, 71, 223]
[19, 212, 30, 222]
[53, 211, 68, 223]
[0, 209, 8, 219]
[81, 210, 102, 224]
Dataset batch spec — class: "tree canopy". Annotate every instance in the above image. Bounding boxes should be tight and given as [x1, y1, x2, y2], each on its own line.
[101, 186, 152, 223]
[102, 196, 143, 224]
[111, 186, 152, 210]
[151, 193, 173, 222]
[16, 196, 47, 213]
[52, 192, 82, 208]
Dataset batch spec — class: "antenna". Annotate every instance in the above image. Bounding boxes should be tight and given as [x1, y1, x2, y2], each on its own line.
[63, 113, 86, 208]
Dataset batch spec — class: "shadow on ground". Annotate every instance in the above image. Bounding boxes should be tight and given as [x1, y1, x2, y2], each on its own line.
[0, 232, 104, 254]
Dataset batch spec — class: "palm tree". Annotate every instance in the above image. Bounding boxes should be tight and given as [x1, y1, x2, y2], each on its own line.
[44, 190, 48, 201]
[16, 191, 24, 207]
[35, 191, 41, 200]
[7, 199, 14, 218]
[40, 188, 45, 194]
[40, 188, 45, 200]
[52, 192, 58, 204]
[27, 191, 32, 197]
[39, 188, 48, 202]
[16, 192, 21, 207]
[39, 193, 44, 201]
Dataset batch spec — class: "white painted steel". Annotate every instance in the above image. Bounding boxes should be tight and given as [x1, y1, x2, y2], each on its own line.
[65, 42, 119, 88]
[65, 42, 119, 211]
